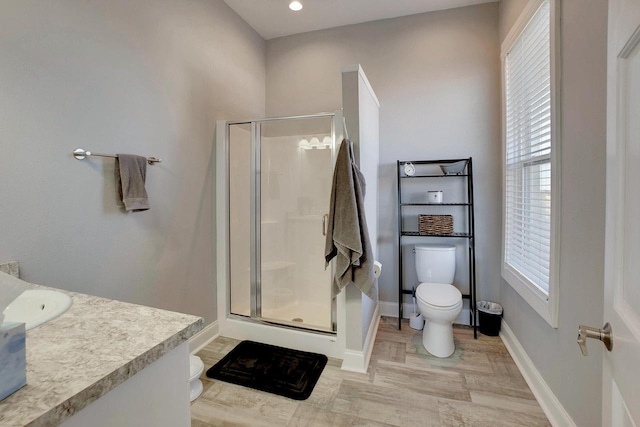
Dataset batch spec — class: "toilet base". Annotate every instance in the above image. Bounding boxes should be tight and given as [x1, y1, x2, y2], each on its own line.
[189, 355, 205, 402]
[190, 379, 203, 402]
[422, 320, 455, 358]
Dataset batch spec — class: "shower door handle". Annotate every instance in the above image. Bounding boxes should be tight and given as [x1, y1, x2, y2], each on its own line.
[322, 214, 329, 236]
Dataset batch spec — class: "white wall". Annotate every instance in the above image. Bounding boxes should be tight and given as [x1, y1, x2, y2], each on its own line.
[499, 1, 608, 426]
[0, 0, 266, 324]
[266, 3, 502, 308]
[341, 66, 380, 348]
[355, 70, 380, 342]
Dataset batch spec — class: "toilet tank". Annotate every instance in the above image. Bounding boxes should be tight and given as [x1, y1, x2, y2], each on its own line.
[414, 244, 456, 284]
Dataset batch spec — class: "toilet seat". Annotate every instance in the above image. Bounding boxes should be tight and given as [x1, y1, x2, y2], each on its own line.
[416, 283, 462, 308]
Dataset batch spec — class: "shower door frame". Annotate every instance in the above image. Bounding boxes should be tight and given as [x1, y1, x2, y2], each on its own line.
[225, 112, 339, 334]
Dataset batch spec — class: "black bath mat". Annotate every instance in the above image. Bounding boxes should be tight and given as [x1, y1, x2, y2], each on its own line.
[206, 340, 328, 400]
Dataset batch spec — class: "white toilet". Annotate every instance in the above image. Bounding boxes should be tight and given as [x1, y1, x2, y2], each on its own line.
[414, 244, 462, 358]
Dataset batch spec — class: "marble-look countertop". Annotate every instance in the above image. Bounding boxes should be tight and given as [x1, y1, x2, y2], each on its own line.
[0, 284, 203, 426]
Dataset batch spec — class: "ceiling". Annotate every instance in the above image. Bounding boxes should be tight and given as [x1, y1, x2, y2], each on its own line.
[223, 0, 498, 40]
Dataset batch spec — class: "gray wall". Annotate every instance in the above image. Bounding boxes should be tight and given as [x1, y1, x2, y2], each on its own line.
[498, 0, 528, 42]
[266, 3, 502, 307]
[0, 0, 265, 324]
[499, 1, 608, 425]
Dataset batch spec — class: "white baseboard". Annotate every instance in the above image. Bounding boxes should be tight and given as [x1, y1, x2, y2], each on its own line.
[379, 301, 405, 318]
[341, 349, 367, 373]
[500, 321, 576, 427]
[189, 320, 219, 355]
[362, 304, 380, 370]
[341, 303, 380, 373]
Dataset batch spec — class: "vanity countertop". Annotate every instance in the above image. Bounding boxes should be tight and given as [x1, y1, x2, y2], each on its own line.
[0, 285, 203, 426]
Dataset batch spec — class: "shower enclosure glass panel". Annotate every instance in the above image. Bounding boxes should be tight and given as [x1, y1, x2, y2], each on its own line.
[227, 115, 335, 333]
[228, 123, 251, 317]
[259, 117, 333, 331]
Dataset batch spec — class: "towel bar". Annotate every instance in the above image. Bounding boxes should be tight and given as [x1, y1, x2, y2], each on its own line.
[72, 148, 161, 165]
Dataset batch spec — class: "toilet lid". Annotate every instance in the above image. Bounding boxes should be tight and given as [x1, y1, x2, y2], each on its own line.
[416, 283, 462, 307]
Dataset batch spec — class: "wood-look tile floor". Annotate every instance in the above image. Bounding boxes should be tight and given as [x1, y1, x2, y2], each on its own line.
[191, 317, 550, 426]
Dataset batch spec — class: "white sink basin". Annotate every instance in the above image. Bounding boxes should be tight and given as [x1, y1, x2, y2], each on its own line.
[3, 289, 72, 330]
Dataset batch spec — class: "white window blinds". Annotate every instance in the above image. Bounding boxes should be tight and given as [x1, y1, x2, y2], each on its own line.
[504, 0, 552, 296]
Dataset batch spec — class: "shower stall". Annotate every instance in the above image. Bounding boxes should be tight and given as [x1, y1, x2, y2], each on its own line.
[215, 65, 380, 368]
[225, 113, 337, 334]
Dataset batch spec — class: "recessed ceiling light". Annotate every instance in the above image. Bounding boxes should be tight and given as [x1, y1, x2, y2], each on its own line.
[289, 1, 303, 11]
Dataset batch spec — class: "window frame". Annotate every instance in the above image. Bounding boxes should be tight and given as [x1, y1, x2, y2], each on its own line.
[501, 0, 561, 327]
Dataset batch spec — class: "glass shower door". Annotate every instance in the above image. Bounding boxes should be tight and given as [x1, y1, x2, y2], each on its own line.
[258, 117, 334, 331]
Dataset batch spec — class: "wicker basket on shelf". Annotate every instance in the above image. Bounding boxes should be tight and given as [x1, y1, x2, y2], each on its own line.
[418, 214, 453, 235]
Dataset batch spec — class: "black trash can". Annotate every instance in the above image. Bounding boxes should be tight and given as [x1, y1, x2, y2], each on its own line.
[477, 301, 503, 336]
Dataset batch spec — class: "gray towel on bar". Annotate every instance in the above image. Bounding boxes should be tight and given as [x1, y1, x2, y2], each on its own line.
[324, 139, 377, 300]
[115, 154, 149, 212]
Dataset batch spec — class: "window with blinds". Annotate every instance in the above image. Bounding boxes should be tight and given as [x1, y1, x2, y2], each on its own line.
[504, 0, 552, 297]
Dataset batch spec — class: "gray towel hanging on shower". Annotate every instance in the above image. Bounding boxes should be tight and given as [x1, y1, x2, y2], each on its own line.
[324, 139, 377, 300]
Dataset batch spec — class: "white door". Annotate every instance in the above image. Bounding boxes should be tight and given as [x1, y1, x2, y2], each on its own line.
[602, 0, 640, 425]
